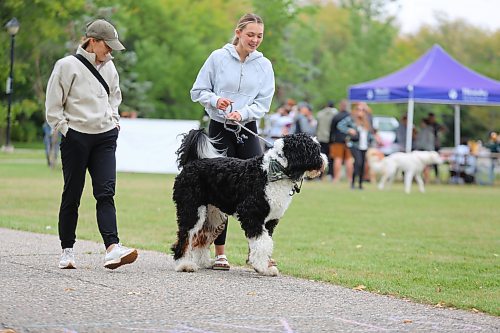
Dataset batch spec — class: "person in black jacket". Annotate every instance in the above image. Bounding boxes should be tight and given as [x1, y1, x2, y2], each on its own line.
[329, 99, 353, 183]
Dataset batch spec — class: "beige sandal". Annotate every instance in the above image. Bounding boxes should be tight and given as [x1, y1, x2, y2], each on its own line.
[213, 254, 230, 271]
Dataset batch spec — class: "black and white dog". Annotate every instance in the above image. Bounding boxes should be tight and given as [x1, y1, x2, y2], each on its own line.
[171, 129, 327, 276]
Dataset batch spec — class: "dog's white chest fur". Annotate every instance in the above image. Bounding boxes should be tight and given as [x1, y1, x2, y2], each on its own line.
[264, 181, 294, 222]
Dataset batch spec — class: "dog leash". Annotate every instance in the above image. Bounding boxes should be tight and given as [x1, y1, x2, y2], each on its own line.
[222, 104, 274, 147]
[222, 105, 303, 196]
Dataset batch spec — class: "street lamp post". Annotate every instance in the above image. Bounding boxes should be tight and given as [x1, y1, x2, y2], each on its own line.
[2, 18, 19, 152]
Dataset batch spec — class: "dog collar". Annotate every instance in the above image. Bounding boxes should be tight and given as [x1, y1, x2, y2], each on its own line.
[268, 158, 291, 182]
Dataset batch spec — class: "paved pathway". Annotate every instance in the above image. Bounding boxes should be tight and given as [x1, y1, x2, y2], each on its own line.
[0, 228, 498, 333]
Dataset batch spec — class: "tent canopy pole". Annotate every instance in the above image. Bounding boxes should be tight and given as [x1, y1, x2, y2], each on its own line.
[454, 104, 460, 147]
[405, 85, 415, 153]
[405, 99, 414, 153]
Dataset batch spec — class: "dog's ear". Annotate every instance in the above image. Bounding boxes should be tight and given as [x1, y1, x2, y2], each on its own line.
[282, 134, 324, 181]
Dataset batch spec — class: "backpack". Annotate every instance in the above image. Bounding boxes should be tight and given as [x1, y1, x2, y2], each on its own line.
[329, 111, 349, 143]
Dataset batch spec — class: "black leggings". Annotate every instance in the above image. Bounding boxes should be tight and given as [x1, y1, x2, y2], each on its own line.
[350, 147, 367, 188]
[208, 120, 262, 245]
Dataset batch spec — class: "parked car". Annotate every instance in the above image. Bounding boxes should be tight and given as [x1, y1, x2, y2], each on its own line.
[372, 115, 399, 155]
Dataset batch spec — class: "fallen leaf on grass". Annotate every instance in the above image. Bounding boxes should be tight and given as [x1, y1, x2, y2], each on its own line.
[353, 285, 366, 291]
[471, 308, 480, 313]
[355, 245, 362, 249]
[435, 301, 446, 308]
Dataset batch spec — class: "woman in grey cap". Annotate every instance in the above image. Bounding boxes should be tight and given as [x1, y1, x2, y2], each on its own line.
[190, 13, 275, 271]
[45, 19, 138, 270]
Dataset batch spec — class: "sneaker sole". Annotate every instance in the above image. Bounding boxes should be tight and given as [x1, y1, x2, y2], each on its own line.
[104, 249, 138, 270]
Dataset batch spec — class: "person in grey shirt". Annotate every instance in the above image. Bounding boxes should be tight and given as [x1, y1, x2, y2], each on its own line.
[315, 100, 338, 179]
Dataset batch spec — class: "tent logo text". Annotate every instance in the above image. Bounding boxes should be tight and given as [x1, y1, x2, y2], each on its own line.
[367, 88, 389, 100]
[462, 88, 488, 101]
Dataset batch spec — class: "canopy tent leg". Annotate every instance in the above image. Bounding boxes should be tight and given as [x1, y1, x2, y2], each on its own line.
[454, 104, 460, 147]
[405, 98, 414, 153]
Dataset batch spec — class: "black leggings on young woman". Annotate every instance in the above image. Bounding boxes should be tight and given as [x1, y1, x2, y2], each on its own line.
[350, 147, 367, 188]
[208, 120, 263, 245]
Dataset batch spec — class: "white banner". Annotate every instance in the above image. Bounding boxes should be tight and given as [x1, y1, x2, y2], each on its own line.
[116, 118, 199, 174]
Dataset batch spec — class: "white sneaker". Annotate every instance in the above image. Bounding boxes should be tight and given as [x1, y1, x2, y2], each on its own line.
[59, 248, 76, 269]
[104, 243, 138, 270]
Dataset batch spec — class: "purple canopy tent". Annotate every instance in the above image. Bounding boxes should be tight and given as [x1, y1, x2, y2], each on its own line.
[348, 44, 500, 152]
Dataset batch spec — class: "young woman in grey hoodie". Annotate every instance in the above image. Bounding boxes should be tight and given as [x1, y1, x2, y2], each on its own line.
[190, 13, 275, 270]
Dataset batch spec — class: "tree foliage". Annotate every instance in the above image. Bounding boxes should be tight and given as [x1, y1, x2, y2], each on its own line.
[1, 0, 498, 143]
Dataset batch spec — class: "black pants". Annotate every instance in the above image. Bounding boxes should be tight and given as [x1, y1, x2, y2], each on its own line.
[350, 147, 367, 188]
[433, 147, 440, 178]
[58, 128, 120, 249]
[320, 142, 334, 177]
[208, 120, 262, 245]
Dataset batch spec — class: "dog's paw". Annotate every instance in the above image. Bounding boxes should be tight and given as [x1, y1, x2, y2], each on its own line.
[253, 264, 279, 276]
[174, 260, 198, 272]
[261, 266, 279, 276]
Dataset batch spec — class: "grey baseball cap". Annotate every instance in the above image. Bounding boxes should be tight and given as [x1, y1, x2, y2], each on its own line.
[85, 19, 125, 51]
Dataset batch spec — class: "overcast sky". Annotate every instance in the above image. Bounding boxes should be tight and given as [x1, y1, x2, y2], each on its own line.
[387, 0, 500, 34]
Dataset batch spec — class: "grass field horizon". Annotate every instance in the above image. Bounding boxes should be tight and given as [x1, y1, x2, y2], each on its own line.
[1, 148, 498, 316]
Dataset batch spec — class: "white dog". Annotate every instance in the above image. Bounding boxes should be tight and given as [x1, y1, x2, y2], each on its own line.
[377, 151, 443, 194]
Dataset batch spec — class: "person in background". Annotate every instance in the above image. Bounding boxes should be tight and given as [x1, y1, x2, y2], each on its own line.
[190, 13, 275, 271]
[293, 102, 317, 136]
[315, 100, 338, 180]
[262, 105, 293, 149]
[337, 102, 374, 189]
[395, 114, 416, 152]
[415, 118, 435, 183]
[45, 19, 138, 270]
[427, 112, 446, 181]
[485, 131, 499, 182]
[329, 99, 353, 183]
[43, 121, 60, 168]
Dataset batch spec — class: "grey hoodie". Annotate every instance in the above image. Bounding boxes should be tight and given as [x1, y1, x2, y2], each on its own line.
[190, 43, 275, 124]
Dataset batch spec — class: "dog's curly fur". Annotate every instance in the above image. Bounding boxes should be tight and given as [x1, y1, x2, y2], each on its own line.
[171, 129, 327, 276]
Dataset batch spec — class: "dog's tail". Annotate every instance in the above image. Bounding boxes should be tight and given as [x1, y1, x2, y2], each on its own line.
[176, 128, 225, 169]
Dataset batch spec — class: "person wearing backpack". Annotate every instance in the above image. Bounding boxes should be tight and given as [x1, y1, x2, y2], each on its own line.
[316, 100, 338, 180]
[329, 99, 353, 183]
[45, 19, 138, 270]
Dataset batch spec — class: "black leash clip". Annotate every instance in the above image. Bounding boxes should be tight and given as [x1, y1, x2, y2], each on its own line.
[222, 104, 246, 144]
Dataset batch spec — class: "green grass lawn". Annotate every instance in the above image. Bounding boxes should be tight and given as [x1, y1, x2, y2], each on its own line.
[1, 148, 499, 315]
